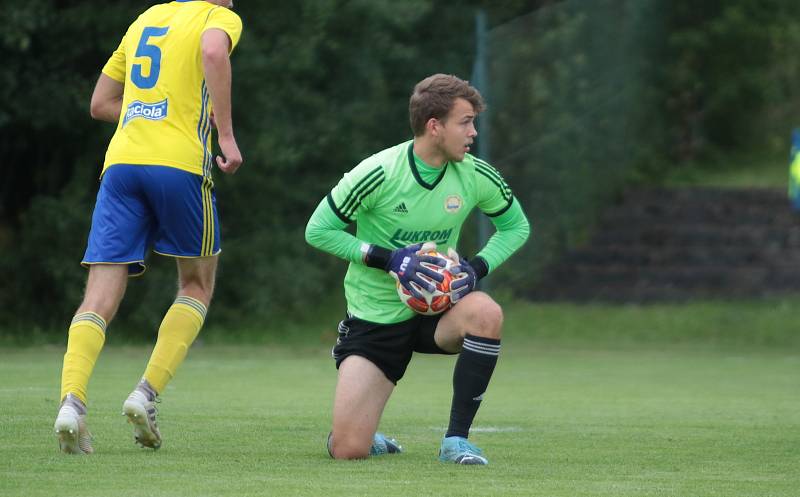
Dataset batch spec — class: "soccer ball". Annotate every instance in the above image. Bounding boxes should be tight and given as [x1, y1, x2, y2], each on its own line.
[396, 250, 457, 315]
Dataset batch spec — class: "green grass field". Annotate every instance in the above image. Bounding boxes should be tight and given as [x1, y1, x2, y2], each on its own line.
[2, 301, 799, 497]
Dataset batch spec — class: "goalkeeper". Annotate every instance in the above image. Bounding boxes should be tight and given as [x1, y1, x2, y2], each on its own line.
[305, 74, 530, 465]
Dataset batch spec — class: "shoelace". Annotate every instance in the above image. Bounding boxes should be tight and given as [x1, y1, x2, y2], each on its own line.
[455, 438, 482, 455]
[150, 397, 161, 423]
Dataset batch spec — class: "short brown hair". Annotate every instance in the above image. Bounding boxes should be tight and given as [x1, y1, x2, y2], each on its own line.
[409, 74, 485, 136]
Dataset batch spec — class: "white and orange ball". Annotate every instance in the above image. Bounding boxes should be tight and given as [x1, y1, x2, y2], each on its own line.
[396, 250, 457, 316]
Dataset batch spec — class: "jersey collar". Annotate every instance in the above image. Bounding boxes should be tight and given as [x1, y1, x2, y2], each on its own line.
[407, 142, 447, 191]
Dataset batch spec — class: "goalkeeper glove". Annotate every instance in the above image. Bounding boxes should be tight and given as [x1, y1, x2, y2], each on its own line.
[365, 242, 446, 300]
[447, 248, 489, 303]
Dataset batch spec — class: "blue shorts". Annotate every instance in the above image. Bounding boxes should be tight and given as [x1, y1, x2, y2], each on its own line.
[82, 164, 221, 276]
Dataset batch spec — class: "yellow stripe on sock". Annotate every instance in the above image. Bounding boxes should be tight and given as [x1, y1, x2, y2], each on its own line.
[143, 297, 207, 393]
[60, 313, 107, 404]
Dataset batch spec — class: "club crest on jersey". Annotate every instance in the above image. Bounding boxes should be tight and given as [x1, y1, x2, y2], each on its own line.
[123, 99, 168, 127]
[444, 195, 463, 214]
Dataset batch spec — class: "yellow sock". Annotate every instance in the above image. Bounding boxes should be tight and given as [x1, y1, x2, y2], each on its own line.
[143, 296, 206, 393]
[60, 312, 107, 404]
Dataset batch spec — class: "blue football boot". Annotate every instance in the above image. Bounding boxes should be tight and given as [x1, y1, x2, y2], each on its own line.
[438, 436, 488, 465]
[370, 432, 403, 456]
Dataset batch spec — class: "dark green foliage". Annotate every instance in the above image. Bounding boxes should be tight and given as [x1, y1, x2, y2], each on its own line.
[0, 2, 145, 224]
[211, 1, 481, 328]
[2, 0, 800, 337]
[0, 0, 485, 334]
[662, 0, 800, 161]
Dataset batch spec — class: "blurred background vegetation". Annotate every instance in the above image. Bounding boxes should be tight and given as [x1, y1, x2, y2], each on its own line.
[1, 0, 798, 339]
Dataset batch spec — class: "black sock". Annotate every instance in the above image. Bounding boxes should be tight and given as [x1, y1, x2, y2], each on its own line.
[446, 334, 500, 439]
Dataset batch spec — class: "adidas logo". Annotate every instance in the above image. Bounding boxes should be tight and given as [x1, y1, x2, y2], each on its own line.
[392, 202, 409, 214]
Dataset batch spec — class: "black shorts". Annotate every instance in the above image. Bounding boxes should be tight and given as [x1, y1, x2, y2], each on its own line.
[332, 313, 457, 384]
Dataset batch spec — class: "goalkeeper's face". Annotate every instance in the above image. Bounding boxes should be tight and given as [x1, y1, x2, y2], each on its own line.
[209, 0, 234, 7]
[435, 98, 478, 163]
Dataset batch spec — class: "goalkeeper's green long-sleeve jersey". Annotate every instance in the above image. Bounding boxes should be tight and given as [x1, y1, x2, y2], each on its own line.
[305, 140, 530, 324]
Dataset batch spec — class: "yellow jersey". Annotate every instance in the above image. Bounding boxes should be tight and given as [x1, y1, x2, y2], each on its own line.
[101, 0, 242, 177]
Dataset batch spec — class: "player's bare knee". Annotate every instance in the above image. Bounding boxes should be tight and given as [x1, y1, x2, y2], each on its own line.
[329, 436, 371, 460]
[460, 292, 503, 338]
[477, 301, 503, 338]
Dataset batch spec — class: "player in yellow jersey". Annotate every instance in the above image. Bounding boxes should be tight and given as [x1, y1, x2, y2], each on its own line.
[54, 0, 243, 454]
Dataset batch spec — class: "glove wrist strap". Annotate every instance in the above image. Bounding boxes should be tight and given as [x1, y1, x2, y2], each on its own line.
[469, 256, 490, 280]
[364, 244, 393, 271]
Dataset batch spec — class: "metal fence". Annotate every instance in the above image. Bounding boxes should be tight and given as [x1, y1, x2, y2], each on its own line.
[470, 0, 664, 293]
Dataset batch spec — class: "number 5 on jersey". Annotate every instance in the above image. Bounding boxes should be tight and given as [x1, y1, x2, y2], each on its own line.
[132, 26, 169, 89]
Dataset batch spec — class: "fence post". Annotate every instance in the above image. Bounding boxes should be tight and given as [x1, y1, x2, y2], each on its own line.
[471, 9, 492, 290]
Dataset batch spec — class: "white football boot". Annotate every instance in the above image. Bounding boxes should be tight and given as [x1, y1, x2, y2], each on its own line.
[54, 393, 93, 454]
[122, 385, 162, 450]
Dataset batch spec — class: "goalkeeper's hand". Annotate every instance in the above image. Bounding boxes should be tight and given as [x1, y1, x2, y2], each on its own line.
[447, 248, 478, 303]
[387, 242, 446, 300]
